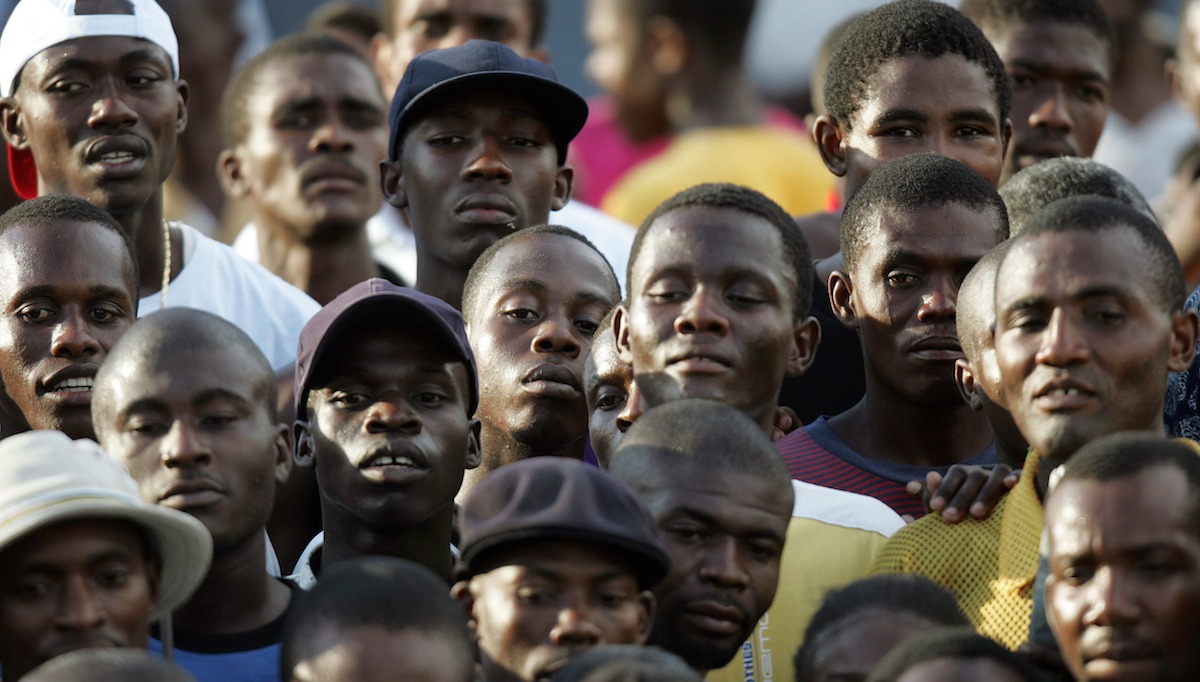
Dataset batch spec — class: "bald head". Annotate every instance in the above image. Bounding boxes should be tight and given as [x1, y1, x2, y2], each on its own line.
[956, 242, 1012, 364]
[22, 648, 197, 682]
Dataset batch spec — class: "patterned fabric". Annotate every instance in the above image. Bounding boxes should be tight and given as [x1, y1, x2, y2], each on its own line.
[1165, 286, 1200, 441]
[871, 450, 1044, 650]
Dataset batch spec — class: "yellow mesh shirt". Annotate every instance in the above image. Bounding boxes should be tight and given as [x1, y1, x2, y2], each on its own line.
[871, 450, 1044, 650]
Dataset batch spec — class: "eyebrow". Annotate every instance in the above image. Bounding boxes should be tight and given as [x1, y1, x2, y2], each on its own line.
[13, 283, 131, 302]
[874, 107, 998, 127]
[670, 506, 786, 544]
[1008, 58, 1109, 83]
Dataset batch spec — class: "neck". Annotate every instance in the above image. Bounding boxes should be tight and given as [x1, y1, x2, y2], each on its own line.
[459, 423, 584, 504]
[829, 379, 995, 466]
[257, 220, 379, 305]
[668, 67, 763, 131]
[115, 189, 183, 299]
[321, 505, 456, 582]
[172, 529, 290, 634]
[415, 251, 468, 310]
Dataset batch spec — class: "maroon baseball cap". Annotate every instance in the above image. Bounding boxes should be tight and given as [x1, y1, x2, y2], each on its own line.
[293, 278, 478, 417]
[457, 457, 671, 590]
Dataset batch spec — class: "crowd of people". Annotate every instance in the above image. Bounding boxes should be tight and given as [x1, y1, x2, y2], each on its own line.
[1, 0, 1200, 681]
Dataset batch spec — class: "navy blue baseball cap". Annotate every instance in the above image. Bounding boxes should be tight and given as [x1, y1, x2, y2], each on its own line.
[387, 40, 588, 166]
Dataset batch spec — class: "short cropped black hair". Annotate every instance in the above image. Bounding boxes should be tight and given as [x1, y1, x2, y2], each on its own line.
[280, 556, 475, 681]
[221, 32, 379, 147]
[380, 0, 548, 46]
[794, 574, 969, 681]
[1054, 432, 1200, 530]
[960, 0, 1116, 65]
[999, 157, 1154, 235]
[824, 0, 1012, 130]
[461, 224, 621, 320]
[617, 0, 757, 65]
[610, 399, 793, 498]
[840, 153, 1010, 270]
[629, 183, 813, 317]
[867, 627, 1036, 682]
[1016, 195, 1184, 310]
[0, 194, 140, 298]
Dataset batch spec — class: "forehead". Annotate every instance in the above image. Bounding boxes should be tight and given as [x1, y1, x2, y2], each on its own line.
[987, 21, 1112, 77]
[394, 0, 532, 26]
[248, 53, 382, 108]
[0, 518, 145, 567]
[855, 203, 1002, 266]
[633, 207, 792, 283]
[104, 343, 265, 406]
[854, 54, 1001, 126]
[477, 234, 614, 299]
[589, 326, 626, 377]
[641, 463, 792, 526]
[995, 227, 1158, 310]
[1048, 466, 1198, 548]
[22, 34, 173, 83]
[0, 221, 132, 293]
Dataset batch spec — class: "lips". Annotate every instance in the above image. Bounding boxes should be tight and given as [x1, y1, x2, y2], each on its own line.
[83, 135, 149, 174]
[39, 364, 100, 406]
[159, 477, 225, 510]
[1082, 634, 1162, 672]
[666, 348, 733, 374]
[357, 445, 430, 484]
[681, 598, 749, 638]
[1033, 374, 1098, 411]
[455, 193, 518, 226]
[522, 363, 582, 399]
[908, 334, 963, 360]
[1014, 138, 1076, 169]
[300, 158, 367, 191]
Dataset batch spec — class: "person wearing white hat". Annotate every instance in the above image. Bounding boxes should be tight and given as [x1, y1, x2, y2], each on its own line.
[0, 0, 318, 373]
[0, 430, 211, 681]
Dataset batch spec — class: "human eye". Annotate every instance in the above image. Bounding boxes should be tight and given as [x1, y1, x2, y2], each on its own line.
[878, 126, 918, 138]
[345, 107, 384, 130]
[417, 16, 452, 39]
[503, 307, 539, 321]
[1008, 310, 1048, 333]
[127, 418, 168, 437]
[199, 412, 239, 429]
[885, 269, 921, 288]
[954, 125, 991, 138]
[477, 19, 514, 43]
[126, 71, 163, 88]
[95, 564, 133, 589]
[595, 388, 627, 412]
[413, 389, 450, 408]
[1084, 302, 1125, 326]
[329, 391, 371, 409]
[46, 77, 86, 94]
[1057, 560, 1094, 586]
[1009, 72, 1036, 88]
[16, 303, 55, 323]
[516, 584, 555, 606]
[745, 539, 782, 562]
[13, 577, 55, 601]
[89, 303, 126, 324]
[644, 278, 689, 304]
[1075, 83, 1108, 103]
[595, 588, 633, 609]
[508, 135, 543, 149]
[574, 318, 600, 336]
[667, 522, 707, 545]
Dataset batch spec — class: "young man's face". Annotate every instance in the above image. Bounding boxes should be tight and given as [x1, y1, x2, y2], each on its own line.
[299, 321, 480, 529]
[834, 203, 1003, 407]
[2, 35, 187, 211]
[584, 0, 668, 143]
[823, 54, 1008, 194]
[374, 0, 536, 96]
[221, 53, 388, 242]
[619, 207, 814, 430]
[93, 345, 290, 553]
[0, 519, 160, 682]
[1047, 465, 1200, 682]
[0, 221, 136, 439]
[384, 90, 571, 276]
[994, 228, 1197, 460]
[985, 21, 1111, 183]
[634, 461, 792, 673]
[583, 323, 634, 469]
[455, 540, 654, 682]
[288, 626, 474, 682]
[466, 233, 616, 459]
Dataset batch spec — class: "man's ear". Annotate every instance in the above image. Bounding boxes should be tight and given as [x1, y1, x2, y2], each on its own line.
[272, 422, 293, 485]
[1, 97, 26, 149]
[1168, 309, 1200, 373]
[813, 114, 848, 178]
[829, 271, 858, 329]
[1000, 117, 1014, 169]
[634, 590, 656, 645]
[380, 158, 408, 209]
[451, 580, 479, 630]
[217, 148, 249, 198]
[786, 314, 822, 377]
[293, 420, 316, 469]
[465, 418, 483, 470]
[551, 164, 574, 211]
[955, 359, 984, 411]
[613, 304, 634, 364]
[174, 79, 189, 135]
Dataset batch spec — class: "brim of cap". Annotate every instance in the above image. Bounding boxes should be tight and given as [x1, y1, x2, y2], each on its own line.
[8, 145, 37, 200]
[458, 526, 671, 590]
[0, 496, 212, 620]
[296, 292, 476, 416]
[391, 70, 588, 161]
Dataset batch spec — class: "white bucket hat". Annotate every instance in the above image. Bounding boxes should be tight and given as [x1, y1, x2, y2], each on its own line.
[0, 431, 212, 619]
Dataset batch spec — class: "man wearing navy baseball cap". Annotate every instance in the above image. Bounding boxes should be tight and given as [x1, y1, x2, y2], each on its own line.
[379, 39, 589, 309]
[290, 278, 481, 587]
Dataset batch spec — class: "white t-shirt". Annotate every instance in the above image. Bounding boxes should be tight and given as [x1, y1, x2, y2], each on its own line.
[139, 222, 319, 371]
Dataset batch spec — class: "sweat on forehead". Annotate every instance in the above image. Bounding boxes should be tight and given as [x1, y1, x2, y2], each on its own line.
[628, 182, 812, 316]
[840, 153, 1009, 270]
[823, 0, 1011, 129]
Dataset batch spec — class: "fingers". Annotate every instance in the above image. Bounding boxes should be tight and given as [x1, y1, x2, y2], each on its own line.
[967, 465, 1015, 520]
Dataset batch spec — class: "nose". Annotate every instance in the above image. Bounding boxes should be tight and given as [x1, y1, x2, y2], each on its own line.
[617, 380, 644, 432]
[698, 536, 752, 590]
[364, 395, 421, 434]
[161, 420, 212, 469]
[1029, 83, 1073, 134]
[49, 311, 103, 359]
[548, 601, 603, 647]
[1082, 566, 1140, 628]
[532, 314, 582, 358]
[916, 275, 958, 323]
[673, 290, 729, 336]
[55, 575, 105, 631]
[87, 80, 138, 130]
[1035, 309, 1090, 367]
[463, 135, 512, 183]
[309, 116, 354, 153]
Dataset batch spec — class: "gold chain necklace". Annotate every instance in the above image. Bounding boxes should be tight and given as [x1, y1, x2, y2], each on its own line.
[161, 219, 173, 308]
